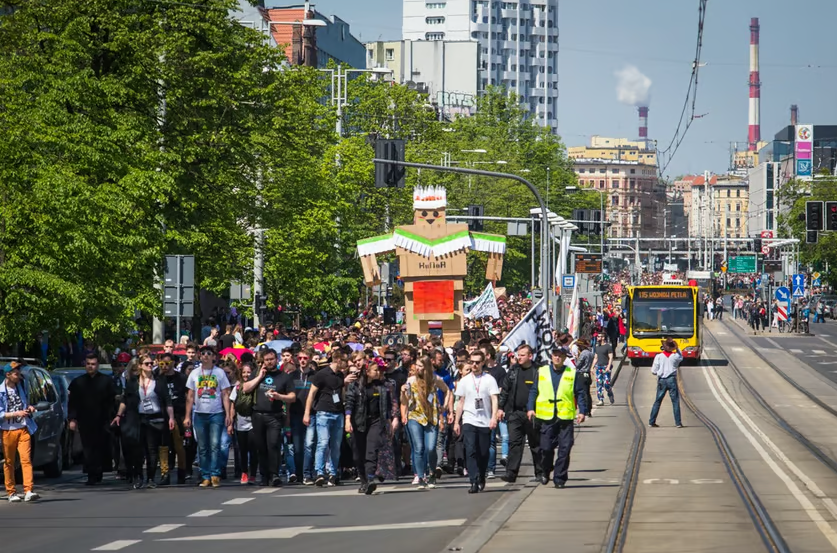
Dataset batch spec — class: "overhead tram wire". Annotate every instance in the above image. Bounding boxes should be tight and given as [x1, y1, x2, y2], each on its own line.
[656, 0, 708, 177]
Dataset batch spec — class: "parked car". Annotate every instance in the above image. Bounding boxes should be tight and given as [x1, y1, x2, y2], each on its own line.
[0, 364, 65, 477]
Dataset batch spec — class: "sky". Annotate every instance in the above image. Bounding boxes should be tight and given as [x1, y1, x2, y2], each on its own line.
[308, 0, 837, 178]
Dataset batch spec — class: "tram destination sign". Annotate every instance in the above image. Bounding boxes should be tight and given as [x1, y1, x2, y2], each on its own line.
[635, 289, 691, 301]
[728, 255, 757, 274]
[574, 253, 603, 274]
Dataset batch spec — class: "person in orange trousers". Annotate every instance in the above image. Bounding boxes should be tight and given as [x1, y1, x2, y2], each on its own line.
[0, 362, 40, 503]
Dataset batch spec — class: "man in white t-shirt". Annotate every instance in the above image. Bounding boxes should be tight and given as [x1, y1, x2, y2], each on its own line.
[184, 346, 232, 488]
[454, 350, 499, 494]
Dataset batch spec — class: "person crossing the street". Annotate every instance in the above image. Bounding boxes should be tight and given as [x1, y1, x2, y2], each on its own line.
[648, 339, 684, 428]
[527, 346, 587, 489]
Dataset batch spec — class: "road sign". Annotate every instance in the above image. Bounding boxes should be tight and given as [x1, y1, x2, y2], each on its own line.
[813, 271, 821, 280]
[792, 273, 805, 298]
[764, 260, 782, 273]
[728, 255, 757, 273]
[164, 255, 195, 341]
[813, 278, 822, 287]
[761, 246, 770, 255]
[760, 230, 773, 238]
[777, 302, 789, 322]
[562, 275, 576, 289]
[775, 286, 790, 302]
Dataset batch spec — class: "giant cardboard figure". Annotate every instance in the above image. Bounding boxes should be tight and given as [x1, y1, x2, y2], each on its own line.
[357, 186, 506, 345]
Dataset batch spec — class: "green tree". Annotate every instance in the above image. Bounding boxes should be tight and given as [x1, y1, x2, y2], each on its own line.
[778, 176, 837, 283]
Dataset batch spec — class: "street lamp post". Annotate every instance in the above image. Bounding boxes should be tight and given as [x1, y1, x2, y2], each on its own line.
[565, 186, 605, 255]
[318, 66, 393, 137]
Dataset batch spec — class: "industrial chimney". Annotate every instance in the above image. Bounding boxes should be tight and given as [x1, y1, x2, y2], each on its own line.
[748, 17, 761, 152]
[791, 104, 799, 126]
[638, 106, 649, 141]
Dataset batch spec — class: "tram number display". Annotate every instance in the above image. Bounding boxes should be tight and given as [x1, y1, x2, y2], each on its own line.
[574, 254, 603, 274]
[635, 289, 691, 300]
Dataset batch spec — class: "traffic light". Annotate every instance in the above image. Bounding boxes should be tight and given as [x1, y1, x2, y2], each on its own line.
[826, 201, 837, 231]
[807, 230, 819, 244]
[753, 237, 762, 253]
[806, 200, 824, 231]
[374, 139, 406, 188]
[467, 204, 484, 232]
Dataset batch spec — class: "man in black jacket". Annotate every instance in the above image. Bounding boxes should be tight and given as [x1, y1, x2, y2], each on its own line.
[496, 344, 542, 484]
[68, 353, 117, 485]
[160, 353, 189, 484]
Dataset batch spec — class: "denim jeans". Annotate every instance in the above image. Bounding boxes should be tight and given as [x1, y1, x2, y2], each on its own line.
[315, 412, 343, 477]
[488, 420, 509, 472]
[216, 425, 231, 475]
[648, 375, 682, 427]
[283, 427, 295, 477]
[303, 422, 318, 479]
[406, 419, 438, 479]
[193, 411, 225, 480]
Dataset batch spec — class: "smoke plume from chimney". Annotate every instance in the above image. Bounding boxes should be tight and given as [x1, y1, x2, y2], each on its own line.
[615, 65, 652, 107]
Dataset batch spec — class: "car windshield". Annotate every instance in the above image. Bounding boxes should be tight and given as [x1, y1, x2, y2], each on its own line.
[631, 299, 695, 339]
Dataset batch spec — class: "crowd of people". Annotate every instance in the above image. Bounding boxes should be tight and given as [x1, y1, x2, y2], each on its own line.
[1, 304, 627, 500]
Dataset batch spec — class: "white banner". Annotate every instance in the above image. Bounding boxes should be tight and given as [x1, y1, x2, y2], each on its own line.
[500, 298, 554, 363]
[464, 283, 501, 320]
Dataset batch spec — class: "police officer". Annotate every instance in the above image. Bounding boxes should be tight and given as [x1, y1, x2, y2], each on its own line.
[527, 345, 587, 489]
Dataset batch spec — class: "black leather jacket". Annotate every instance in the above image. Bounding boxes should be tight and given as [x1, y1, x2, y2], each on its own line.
[499, 362, 539, 413]
[344, 378, 398, 433]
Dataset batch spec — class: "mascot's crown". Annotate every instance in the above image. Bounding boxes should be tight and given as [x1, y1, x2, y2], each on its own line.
[413, 186, 447, 210]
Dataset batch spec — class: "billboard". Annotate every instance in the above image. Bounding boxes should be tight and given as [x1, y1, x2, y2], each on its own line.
[795, 125, 814, 181]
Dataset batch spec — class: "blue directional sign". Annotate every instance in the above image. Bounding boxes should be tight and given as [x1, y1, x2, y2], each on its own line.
[775, 286, 790, 302]
[792, 274, 805, 298]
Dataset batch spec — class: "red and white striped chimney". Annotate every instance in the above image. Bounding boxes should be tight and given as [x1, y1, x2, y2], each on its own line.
[748, 17, 761, 152]
[638, 106, 649, 139]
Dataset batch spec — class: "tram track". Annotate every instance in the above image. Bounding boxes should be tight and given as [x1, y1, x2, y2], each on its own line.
[603, 348, 789, 553]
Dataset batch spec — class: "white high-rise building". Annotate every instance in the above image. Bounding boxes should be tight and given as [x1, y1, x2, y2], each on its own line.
[403, 0, 559, 132]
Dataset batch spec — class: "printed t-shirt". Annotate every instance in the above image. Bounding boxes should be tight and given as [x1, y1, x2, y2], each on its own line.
[187, 366, 230, 414]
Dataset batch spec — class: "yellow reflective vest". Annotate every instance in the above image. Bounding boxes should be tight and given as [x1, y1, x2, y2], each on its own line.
[534, 365, 576, 421]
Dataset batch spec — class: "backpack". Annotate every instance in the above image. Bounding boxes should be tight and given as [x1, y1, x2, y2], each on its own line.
[234, 384, 256, 417]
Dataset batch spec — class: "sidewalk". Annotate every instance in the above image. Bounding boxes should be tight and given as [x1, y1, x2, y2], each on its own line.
[480, 356, 634, 553]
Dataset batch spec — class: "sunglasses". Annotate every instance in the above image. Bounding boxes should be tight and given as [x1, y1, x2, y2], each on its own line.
[298, 356, 309, 360]
[142, 361, 153, 366]
[159, 361, 172, 367]
[200, 351, 214, 356]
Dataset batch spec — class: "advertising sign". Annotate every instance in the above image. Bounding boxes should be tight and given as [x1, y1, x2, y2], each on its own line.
[795, 125, 814, 181]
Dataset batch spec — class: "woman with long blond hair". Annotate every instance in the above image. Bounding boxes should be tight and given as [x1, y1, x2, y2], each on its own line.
[401, 355, 451, 489]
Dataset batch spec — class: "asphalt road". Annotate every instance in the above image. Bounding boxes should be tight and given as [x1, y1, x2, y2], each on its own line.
[1, 468, 520, 553]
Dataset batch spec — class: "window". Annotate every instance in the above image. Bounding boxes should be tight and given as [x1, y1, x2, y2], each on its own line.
[612, 196, 619, 206]
[726, 189, 730, 198]
[578, 168, 585, 173]
[599, 168, 605, 174]
[600, 180, 606, 187]
[736, 203, 741, 212]
[726, 218, 731, 227]
[736, 189, 741, 198]
[425, 32, 445, 40]
[385, 48, 394, 61]
[630, 169, 636, 174]
[611, 168, 618, 174]
[426, 2, 446, 8]
[426, 16, 445, 24]
[610, 180, 618, 188]
[368, 49, 374, 60]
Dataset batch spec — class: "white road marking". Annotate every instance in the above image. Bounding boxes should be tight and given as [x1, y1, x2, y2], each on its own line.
[703, 364, 837, 549]
[790, 349, 805, 354]
[818, 362, 837, 366]
[92, 541, 141, 551]
[764, 338, 782, 348]
[187, 510, 222, 517]
[643, 478, 679, 484]
[144, 525, 184, 534]
[223, 498, 255, 505]
[692, 479, 724, 484]
[819, 337, 837, 349]
[716, 331, 728, 335]
[252, 488, 280, 494]
[161, 519, 468, 542]
[813, 350, 827, 355]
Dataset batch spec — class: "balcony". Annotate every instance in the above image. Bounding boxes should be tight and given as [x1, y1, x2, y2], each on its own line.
[502, 70, 519, 81]
[501, 39, 518, 50]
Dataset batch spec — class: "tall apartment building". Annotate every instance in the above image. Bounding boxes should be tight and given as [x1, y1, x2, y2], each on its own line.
[402, 0, 560, 132]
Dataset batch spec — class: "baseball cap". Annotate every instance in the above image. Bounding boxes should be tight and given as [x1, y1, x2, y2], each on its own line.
[115, 352, 132, 364]
[550, 345, 571, 356]
[3, 361, 23, 374]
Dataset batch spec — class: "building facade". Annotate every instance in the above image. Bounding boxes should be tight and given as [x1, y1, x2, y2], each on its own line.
[265, 6, 365, 68]
[366, 39, 481, 118]
[402, 0, 560, 132]
[572, 159, 659, 239]
[687, 175, 748, 240]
